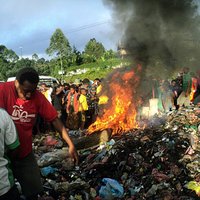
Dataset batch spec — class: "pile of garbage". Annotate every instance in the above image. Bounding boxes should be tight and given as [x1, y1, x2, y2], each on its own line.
[33, 106, 200, 199]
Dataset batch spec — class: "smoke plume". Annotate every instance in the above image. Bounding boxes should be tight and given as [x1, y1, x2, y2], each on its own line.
[104, 0, 200, 78]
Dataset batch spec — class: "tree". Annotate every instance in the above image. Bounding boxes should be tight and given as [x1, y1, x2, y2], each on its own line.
[103, 49, 117, 60]
[0, 45, 19, 80]
[5, 58, 35, 78]
[46, 28, 72, 79]
[71, 46, 83, 66]
[84, 38, 105, 62]
[32, 53, 39, 61]
[36, 58, 51, 75]
[0, 45, 19, 62]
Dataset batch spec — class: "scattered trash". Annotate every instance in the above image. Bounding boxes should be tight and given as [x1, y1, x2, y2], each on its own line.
[99, 178, 124, 199]
[41, 166, 58, 177]
[33, 105, 200, 199]
[186, 181, 200, 196]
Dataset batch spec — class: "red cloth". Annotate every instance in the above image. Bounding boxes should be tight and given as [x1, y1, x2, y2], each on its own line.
[0, 81, 58, 158]
[66, 92, 79, 113]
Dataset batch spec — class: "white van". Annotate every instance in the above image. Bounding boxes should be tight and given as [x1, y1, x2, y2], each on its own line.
[7, 76, 59, 87]
[7, 77, 16, 82]
[38, 76, 60, 87]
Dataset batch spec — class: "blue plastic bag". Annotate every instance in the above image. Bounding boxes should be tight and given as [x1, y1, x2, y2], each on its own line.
[99, 178, 124, 200]
[41, 166, 58, 177]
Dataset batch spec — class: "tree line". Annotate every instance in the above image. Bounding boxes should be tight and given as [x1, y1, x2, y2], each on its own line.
[0, 28, 117, 81]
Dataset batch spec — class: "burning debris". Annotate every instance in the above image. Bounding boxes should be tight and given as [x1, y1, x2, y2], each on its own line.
[88, 66, 141, 135]
[33, 105, 200, 199]
[31, 1, 200, 199]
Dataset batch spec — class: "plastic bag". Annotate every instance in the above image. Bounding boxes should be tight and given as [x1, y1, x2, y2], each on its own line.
[99, 178, 124, 200]
[41, 166, 58, 177]
[43, 135, 58, 146]
[186, 181, 200, 196]
[37, 148, 69, 167]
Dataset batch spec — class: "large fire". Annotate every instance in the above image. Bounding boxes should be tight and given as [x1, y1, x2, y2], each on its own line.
[88, 66, 141, 135]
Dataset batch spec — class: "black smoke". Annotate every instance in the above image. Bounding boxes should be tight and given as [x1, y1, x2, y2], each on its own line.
[104, 0, 200, 78]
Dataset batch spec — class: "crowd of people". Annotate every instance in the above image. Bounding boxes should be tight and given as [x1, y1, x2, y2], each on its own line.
[142, 67, 200, 114]
[36, 77, 102, 134]
[158, 67, 200, 112]
[1, 66, 200, 200]
[37, 67, 200, 130]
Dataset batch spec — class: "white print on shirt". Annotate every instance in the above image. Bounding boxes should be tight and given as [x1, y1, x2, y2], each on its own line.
[11, 105, 36, 123]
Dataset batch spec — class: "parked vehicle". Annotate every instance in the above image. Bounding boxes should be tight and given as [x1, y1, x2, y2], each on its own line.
[7, 76, 59, 87]
[38, 76, 60, 87]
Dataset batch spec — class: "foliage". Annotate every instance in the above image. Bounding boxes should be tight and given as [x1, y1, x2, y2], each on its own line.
[83, 38, 105, 62]
[0, 45, 19, 80]
[103, 49, 117, 60]
[32, 53, 39, 61]
[64, 58, 125, 83]
[46, 29, 72, 76]
[46, 29, 72, 58]
[67, 58, 122, 71]
[0, 45, 19, 62]
[7, 58, 35, 77]
[71, 46, 83, 66]
[65, 67, 113, 83]
[0, 32, 120, 82]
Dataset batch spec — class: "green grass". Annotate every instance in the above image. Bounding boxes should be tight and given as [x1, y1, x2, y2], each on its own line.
[63, 58, 128, 82]
[68, 58, 122, 70]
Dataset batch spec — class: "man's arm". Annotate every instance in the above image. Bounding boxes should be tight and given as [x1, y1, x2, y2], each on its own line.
[52, 117, 79, 164]
[37, 93, 79, 164]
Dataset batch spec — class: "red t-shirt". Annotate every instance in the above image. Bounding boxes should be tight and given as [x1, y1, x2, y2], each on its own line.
[0, 81, 58, 158]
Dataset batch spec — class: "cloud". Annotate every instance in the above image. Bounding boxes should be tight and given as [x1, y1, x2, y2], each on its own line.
[0, 0, 119, 56]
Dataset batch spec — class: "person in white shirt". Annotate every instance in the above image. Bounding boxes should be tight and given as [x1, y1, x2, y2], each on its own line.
[0, 108, 20, 200]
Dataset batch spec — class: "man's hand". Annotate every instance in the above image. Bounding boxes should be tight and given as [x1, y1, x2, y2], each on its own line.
[52, 117, 79, 165]
[68, 144, 79, 165]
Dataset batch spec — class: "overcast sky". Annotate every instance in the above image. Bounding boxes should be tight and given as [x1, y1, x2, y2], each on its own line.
[0, 0, 120, 58]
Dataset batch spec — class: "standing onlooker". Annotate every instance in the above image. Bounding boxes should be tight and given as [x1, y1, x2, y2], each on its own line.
[177, 67, 192, 107]
[62, 83, 70, 125]
[82, 78, 91, 91]
[92, 78, 101, 89]
[66, 85, 79, 130]
[160, 80, 175, 112]
[53, 85, 65, 119]
[171, 80, 179, 109]
[36, 83, 53, 134]
[78, 87, 88, 130]
[0, 108, 20, 200]
[87, 87, 99, 125]
[39, 83, 53, 103]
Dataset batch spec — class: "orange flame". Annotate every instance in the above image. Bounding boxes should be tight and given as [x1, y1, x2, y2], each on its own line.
[88, 66, 141, 135]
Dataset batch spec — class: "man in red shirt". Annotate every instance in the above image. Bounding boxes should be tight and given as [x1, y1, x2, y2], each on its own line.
[0, 67, 79, 200]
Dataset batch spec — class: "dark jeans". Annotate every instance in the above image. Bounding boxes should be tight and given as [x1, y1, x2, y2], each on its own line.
[0, 185, 20, 200]
[12, 152, 43, 199]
